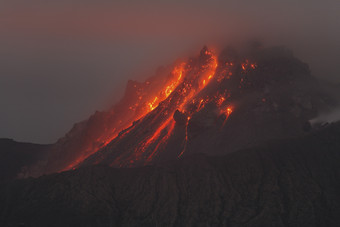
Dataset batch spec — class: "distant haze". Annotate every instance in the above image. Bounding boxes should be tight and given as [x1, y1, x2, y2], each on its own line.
[0, 0, 339, 143]
[310, 108, 340, 126]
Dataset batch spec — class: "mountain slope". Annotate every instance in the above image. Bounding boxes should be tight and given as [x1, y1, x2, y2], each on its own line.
[3, 45, 338, 180]
[1, 123, 340, 227]
[0, 139, 49, 181]
[79, 46, 336, 169]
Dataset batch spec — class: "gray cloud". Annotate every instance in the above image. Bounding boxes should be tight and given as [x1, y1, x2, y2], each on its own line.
[0, 0, 339, 143]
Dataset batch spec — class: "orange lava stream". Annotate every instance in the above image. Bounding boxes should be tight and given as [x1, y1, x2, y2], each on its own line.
[62, 124, 136, 171]
[147, 119, 176, 162]
[62, 63, 186, 171]
[221, 106, 233, 128]
[134, 117, 173, 160]
[138, 50, 219, 160]
[147, 63, 185, 111]
[63, 50, 260, 170]
[178, 116, 190, 158]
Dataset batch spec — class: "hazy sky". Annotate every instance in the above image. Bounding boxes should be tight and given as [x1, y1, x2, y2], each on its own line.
[0, 0, 339, 143]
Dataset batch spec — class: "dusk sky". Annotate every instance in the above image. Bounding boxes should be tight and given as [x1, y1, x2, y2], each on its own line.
[1, 0, 339, 143]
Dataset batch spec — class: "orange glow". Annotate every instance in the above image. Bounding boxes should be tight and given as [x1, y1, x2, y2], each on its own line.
[221, 106, 233, 128]
[226, 107, 233, 115]
[62, 61, 185, 171]
[197, 51, 218, 91]
[62, 47, 262, 170]
[241, 59, 257, 72]
[147, 63, 185, 111]
[135, 117, 173, 159]
[139, 50, 218, 161]
[217, 96, 225, 106]
[148, 96, 158, 111]
[147, 119, 175, 162]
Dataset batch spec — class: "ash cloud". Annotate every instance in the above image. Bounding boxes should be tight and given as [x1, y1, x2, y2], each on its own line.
[310, 108, 340, 126]
[0, 0, 339, 143]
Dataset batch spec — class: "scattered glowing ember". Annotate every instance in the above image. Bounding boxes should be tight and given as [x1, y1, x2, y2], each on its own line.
[178, 116, 190, 158]
[148, 97, 158, 111]
[241, 59, 257, 73]
[221, 106, 233, 128]
[61, 47, 259, 171]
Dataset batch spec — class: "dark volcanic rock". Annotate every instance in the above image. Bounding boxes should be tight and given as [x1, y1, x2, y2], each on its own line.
[0, 139, 49, 181]
[18, 45, 339, 175]
[173, 110, 188, 125]
[1, 123, 340, 227]
[79, 45, 338, 169]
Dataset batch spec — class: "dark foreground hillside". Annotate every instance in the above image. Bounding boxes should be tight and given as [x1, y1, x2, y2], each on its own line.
[0, 139, 49, 182]
[1, 123, 340, 227]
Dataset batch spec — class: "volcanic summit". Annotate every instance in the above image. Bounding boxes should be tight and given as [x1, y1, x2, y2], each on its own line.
[1, 44, 340, 227]
[19, 44, 334, 177]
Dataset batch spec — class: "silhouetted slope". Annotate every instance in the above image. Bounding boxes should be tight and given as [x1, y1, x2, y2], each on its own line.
[1, 123, 339, 227]
[18, 45, 338, 176]
[0, 139, 49, 181]
[81, 46, 336, 168]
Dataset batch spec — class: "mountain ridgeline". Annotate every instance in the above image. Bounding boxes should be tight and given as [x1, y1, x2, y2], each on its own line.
[1, 44, 340, 226]
[25, 44, 335, 176]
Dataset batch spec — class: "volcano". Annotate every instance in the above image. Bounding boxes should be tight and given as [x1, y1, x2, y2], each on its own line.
[19, 44, 337, 177]
[1, 44, 340, 226]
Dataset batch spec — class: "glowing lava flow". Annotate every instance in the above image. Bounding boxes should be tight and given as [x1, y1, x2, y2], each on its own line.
[221, 106, 233, 128]
[62, 123, 137, 171]
[61, 62, 186, 171]
[174, 51, 219, 157]
[178, 116, 190, 158]
[128, 50, 219, 162]
[134, 117, 174, 160]
[147, 119, 176, 162]
[147, 63, 185, 111]
[99, 63, 185, 167]
[64, 47, 259, 170]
